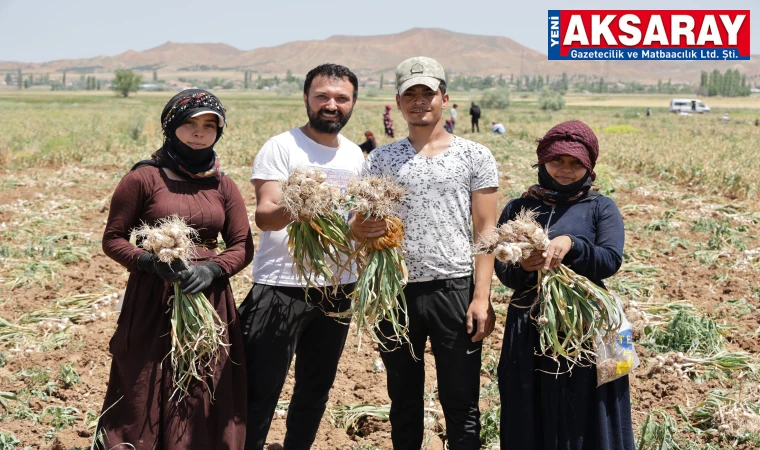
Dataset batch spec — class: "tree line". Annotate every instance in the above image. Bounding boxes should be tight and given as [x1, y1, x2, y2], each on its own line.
[699, 69, 751, 97]
[4, 67, 757, 98]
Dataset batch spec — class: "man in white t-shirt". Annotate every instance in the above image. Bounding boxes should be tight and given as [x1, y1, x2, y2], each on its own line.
[238, 64, 365, 450]
[450, 103, 458, 129]
[353, 56, 499, 450]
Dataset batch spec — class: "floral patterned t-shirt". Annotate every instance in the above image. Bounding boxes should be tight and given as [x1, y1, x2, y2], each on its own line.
[364, 136, 499, 282]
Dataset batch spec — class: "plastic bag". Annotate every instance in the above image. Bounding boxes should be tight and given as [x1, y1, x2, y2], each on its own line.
[596, 297, 640, 387]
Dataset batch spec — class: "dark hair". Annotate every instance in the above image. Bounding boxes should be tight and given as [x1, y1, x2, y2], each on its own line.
[453, 103, 458, 108]
[303, 64, 359, 101]
[439, 81, 447, 96]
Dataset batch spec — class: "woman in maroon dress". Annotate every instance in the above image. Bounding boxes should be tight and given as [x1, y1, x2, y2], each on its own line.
[99, 89, 254, 449]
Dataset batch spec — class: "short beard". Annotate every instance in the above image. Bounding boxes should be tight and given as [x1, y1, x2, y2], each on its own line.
[306, 104, 352, 134]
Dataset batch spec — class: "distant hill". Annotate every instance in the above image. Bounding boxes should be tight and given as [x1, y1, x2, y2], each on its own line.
[0, 42, 243, 73]
[2, 28, 758, 84]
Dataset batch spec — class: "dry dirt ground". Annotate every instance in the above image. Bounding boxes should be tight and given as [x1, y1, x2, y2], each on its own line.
[0, 162, 758, 449]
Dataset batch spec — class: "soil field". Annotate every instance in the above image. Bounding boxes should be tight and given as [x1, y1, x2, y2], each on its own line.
[0, 92, 759, 449]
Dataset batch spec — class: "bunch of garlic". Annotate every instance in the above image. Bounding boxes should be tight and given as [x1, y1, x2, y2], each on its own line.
[654, 353, 692, 380]
[35, 317, 70, 332]
[493, 242, 536, 264]
[279, 168, 339, 220]
[134, 214, 198, 265]
[475, 209, 550, 264]
[344, 175, 405, 219]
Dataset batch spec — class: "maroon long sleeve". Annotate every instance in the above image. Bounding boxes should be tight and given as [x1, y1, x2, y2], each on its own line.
[102, 166, 254, 274]
[210, 176, 255, 276]
[102, 168, 152, 272]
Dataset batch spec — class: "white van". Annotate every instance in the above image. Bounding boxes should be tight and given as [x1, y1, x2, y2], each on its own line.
[670, 99, 711, 114]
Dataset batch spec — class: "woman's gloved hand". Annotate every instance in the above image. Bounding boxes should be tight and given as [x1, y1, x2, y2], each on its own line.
[137, 253, 187, 282]
[179, 262, 224, 295]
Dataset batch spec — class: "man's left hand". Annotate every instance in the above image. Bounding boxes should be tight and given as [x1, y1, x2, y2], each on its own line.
[466, 298, 495, 342]
[350, 214, 387, 239]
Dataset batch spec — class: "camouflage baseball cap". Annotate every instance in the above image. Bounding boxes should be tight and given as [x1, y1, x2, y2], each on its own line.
[395, 56, 446, 95]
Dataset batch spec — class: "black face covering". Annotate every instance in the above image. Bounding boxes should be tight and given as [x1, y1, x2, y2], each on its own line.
[538, 165, 591, 194]
[521, 165, 599, 204]
[164, 133, 216, 171]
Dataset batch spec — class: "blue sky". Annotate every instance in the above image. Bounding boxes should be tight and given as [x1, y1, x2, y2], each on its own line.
[0, 0, 757, 62]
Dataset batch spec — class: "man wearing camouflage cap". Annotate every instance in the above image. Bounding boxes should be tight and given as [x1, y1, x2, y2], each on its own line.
[352, 56, 499, 449]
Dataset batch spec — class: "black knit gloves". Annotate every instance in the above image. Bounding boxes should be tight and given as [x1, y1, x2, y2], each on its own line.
[137, 254, 223, 295]
[178, 262, 223, 295]
[137, 253, 187, 282]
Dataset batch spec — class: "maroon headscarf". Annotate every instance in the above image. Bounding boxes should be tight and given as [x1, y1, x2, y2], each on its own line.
[536, 120, 599, 181]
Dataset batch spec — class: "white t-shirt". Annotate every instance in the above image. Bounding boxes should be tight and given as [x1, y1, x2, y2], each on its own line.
[364, 136, 499, 282]
[251, 128, 365, 287]
[450, 108, 458, 121]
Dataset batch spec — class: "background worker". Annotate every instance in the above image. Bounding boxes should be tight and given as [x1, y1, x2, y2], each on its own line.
[469, 102, 481, 132]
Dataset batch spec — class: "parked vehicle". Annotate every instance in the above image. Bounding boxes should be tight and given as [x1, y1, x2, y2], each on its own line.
[670, 98, 711, 114]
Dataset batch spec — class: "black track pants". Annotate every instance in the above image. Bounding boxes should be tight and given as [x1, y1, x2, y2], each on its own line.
[379, 276, 482, 450]
[239, 284, 353, 450]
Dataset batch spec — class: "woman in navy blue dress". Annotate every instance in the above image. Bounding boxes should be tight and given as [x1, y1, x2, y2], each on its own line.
[495, 120, 634, 450]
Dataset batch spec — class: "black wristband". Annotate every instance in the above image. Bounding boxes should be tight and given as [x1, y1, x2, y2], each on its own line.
[137, 253, 155, 273]
[204, 261, 224, 278]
